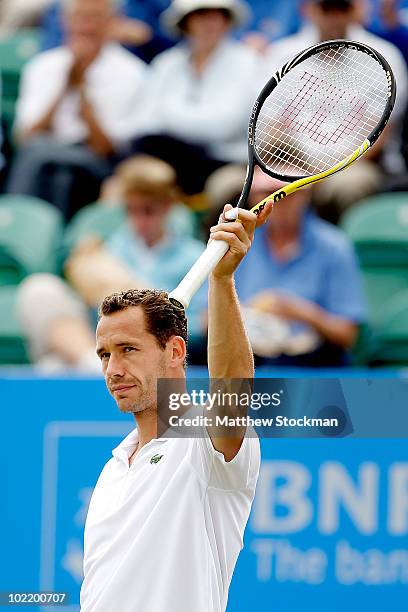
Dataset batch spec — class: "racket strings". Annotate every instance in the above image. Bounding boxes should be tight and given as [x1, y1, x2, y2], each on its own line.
[279, 72, 366, 145]
[257, 83, 383, 173]
[255, 46, 389, 177]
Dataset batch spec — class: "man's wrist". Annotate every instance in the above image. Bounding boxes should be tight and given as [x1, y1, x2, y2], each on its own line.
[298, 300, 324, 328]
[209, 273, 235, 287]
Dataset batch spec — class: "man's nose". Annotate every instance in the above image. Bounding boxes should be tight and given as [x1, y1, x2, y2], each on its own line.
[106, 353, 126, 378]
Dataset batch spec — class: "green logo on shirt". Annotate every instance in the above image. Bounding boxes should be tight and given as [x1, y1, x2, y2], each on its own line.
[150, 454, 164, 464]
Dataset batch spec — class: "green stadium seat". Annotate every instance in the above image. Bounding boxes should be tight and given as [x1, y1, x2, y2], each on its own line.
[341, 194, 408, 328]
[370, 289, 408, 365]
[340, 193, 408, 266]
[0, 195, 63, 285]
[349, 323, 374, 367]
[0, 285, 29, 364]
[63, 202, 126, 261]
[361, 267, 408, 325]
[0, 29, 41, 133]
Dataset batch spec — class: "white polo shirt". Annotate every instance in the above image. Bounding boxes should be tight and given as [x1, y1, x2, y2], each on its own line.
[80, 427, 260, 612]
[133, 39, 259, 163]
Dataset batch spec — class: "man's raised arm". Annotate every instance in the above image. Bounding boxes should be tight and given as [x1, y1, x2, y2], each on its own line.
[206, 203, 271, 460]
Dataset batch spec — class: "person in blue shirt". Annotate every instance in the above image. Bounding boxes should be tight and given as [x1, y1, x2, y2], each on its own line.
[234, 169, 366, 367]
[41, 0, 173, 62]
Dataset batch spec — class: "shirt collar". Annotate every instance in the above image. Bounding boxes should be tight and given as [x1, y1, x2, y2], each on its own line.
[112, 427, 170, 462]
[184, 37, 231, 71]
[260, 207, 315, 264]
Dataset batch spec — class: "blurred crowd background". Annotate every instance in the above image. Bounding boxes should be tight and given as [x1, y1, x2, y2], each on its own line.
[0, 0, 408, 372]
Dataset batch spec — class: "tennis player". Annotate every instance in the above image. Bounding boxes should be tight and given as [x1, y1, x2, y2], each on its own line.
[80, 203, 271, 611]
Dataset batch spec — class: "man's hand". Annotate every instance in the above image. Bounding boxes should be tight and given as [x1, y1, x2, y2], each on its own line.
[109, 16, 152, 46]
[73, 68, 114, 155]
[248, 290, 310, 321]
[67, 38, 99, 89]
[248, 290, 358, 350]
[210, 202, 272, 279]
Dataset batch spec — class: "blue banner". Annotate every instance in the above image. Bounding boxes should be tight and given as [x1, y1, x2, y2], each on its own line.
[230, 439, 408, 611]
[1, 375, 407, 611]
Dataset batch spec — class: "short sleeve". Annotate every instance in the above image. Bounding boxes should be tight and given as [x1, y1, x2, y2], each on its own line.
[189, 428, 261, 492]
[15, 55, 67, 131]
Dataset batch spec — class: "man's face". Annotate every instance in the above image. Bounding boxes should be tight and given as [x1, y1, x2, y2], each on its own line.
[65, 0, 112, 47]
[184, 9, 231, 46]
[96, 307, 168, 414]
[305, 1, 356, 40]
[125, 193, 172, 246]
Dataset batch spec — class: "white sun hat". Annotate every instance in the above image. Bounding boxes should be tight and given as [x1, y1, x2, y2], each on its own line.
[160, 0, 251, 37]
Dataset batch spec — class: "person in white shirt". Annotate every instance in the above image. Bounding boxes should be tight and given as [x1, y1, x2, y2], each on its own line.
[79, 200, 273, 612]
[131, 0, 258, 195]
[262, 0, 408, 218]
[7, 0, 146, 219]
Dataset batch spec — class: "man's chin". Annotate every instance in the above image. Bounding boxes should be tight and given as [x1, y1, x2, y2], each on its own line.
[117, 400, 145, 414]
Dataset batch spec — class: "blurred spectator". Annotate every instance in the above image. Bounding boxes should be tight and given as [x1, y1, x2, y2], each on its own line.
[262, 0, 408, 217]
[7, 0, 146, 220]
[17, 156, 207, 371]
[367, 0, 408, 65]
[41, 0, 173, 63]
[234, 169, 366, 367]
[239, 0, 302, 55]
[366, 0, 408, 174]
[0, 0, 53, 36]
[121, 0, 173, 61]
[131, 0, 258, 196]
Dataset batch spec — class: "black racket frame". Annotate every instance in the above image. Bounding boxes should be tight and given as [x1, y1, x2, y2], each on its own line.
[237, 39, 397, 209]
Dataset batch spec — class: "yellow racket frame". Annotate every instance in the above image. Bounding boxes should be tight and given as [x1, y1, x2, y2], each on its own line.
[250, 139, 370, 217]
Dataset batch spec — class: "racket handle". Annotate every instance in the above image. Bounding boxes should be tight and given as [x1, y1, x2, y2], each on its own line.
[168, 239, 229, 310]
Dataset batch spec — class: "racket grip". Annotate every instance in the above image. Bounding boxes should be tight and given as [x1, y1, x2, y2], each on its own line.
[168, 239, 229, 310]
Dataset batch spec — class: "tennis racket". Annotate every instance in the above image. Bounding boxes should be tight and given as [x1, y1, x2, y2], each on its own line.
[168, 39, 396, 310]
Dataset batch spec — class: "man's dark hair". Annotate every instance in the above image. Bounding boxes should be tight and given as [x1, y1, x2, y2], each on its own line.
[99, 289, 188, 352]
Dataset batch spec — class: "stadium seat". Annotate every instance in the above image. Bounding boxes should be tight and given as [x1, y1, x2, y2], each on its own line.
[0, 29, 41, 134]
[341, 194, 408, 326]
[350, 323, 374, 366]
[360, 267, 408, 325]
[0, 195, 63, 284]
[0, 285, 29, 364]
[370, 289, 408, 365]
[340, 193, 408, 265]
[63, 202, 126, 259]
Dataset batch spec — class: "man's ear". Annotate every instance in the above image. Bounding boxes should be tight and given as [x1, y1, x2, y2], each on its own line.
[168, 336, 187, 369]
